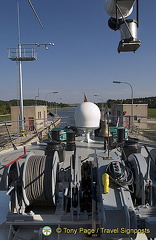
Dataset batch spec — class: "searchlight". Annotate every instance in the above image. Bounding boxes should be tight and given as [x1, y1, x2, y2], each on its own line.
[104, 0, 141, 53]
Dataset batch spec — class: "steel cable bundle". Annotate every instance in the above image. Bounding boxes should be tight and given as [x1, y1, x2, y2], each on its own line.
[22, 154, 59, 206]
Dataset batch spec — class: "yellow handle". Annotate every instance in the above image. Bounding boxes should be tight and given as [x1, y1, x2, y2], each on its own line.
[102, 173, 109, 194]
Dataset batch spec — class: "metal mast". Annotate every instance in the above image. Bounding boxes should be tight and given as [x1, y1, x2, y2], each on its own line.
[17, 2, 24, 131]
[8, 1, 54, 134]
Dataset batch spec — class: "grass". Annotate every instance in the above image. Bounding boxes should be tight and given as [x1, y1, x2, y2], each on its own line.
[0, 114, 11, 122]
[148, 108, 156, 117]
[0, 108, 155, 121]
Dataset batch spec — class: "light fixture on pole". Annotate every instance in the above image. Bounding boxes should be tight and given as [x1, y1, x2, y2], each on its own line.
[45, 92, 58, 107]
[35, 88, 39, 106]
[55, 98, 62, 115]
[94, 94, 104, 120]
[113, 81, 134, 129]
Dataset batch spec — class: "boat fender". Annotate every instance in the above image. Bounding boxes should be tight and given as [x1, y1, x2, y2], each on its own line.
[102, 173, 109, 194]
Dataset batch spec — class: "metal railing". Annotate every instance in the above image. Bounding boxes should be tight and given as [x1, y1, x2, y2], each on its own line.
[0, 116, 60, 151]
[111, 115, 156, 141]
[7, 48, 37, 61]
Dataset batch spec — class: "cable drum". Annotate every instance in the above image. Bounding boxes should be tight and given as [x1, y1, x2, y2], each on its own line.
[22, 151, 59, 206]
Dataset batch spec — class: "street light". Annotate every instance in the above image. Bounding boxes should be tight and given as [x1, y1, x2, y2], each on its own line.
[45, 92, 58, 108]
[55, 98, 62, 115]
[113, 81, 134, 129]
[94, 94, 104, 120]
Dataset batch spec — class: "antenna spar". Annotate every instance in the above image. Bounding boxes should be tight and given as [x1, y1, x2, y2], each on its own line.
[27, 0, 44, 29]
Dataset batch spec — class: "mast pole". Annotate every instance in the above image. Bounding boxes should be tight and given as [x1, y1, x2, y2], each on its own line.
[17, 2, 24, 131]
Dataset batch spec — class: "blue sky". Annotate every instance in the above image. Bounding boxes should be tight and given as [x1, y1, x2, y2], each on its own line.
[0, 0, 156, 104]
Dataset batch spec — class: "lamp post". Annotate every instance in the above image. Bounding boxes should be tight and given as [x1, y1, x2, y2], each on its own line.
[94, 94, 104, 120]
[45, 91, 58, 108]
[113, 81, 134, 129]
[55, 98, 62, 115]
[35, 88, 39, 106]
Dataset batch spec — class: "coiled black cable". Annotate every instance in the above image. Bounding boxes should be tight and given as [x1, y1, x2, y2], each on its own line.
[106, 161, 134, 193]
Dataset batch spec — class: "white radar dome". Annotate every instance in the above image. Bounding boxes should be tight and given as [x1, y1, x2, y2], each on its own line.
[74, 102, 101, 129]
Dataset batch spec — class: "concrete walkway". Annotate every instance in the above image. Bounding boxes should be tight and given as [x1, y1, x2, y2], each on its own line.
[0, 117, 61, 151]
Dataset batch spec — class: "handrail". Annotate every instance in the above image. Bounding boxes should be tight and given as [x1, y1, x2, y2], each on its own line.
[5, 146, 26, 167]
